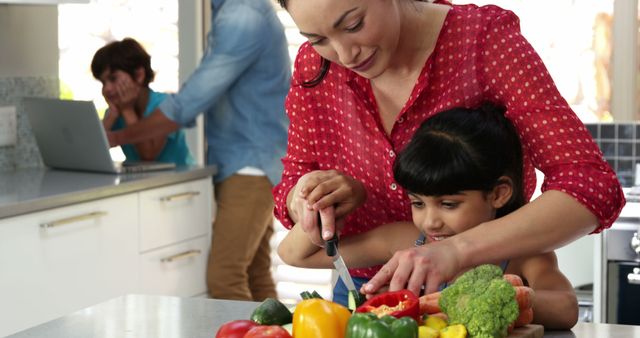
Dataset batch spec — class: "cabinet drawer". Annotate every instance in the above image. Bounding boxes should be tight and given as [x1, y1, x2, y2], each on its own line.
[139, 178, 212, 252]
[0, 194, 139, 337]
[139, 235, 210, 297]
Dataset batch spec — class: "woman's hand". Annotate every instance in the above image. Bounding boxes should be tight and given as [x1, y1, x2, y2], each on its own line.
[361, 239, 464, 296]
[287, 170, 367, 246]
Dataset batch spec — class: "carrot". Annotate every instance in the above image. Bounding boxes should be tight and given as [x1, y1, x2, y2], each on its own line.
[513, 307, 534, 327]
[419, 292, 442, 314]
[503, 274, 524, 287]
[514, 286, 534, 310]
[423, 291, 441, 300]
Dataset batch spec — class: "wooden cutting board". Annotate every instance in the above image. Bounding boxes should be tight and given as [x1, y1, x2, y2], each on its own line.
[508, 324, 544, 338]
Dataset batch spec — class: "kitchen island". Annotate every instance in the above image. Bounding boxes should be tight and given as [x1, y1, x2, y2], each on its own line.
[8, 294, 640, 338]
[0, 167, 216, 337]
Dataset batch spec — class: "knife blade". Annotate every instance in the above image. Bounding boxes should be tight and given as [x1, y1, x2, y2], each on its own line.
[319, 214, 358, 293]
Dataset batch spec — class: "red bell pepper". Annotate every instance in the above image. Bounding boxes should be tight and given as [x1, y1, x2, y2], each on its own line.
[355, 289, 420, 321]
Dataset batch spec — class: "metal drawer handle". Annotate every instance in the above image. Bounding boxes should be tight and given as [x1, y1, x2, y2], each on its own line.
[40, 211, 108, 229]
[159, 191, 201, 202]
[628, 267, 640, 285]
[160, 249, 202, 263]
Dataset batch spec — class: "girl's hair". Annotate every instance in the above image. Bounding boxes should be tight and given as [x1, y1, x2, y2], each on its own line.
[393, 102, 524, 217]
[91, 37, 155, 86]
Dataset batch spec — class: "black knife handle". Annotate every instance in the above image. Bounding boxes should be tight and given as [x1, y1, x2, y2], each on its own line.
[318, 213, 338, 257]
[325, 234, 338, 257]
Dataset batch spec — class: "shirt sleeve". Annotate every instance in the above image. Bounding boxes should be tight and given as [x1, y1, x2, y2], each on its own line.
[479, 8, 625, 232]
[159, 6, 267, 126]
[272, 44, 321, 229]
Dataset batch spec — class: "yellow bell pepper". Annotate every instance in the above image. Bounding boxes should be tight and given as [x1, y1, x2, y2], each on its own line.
[292, 298, 351, 338]
[418, 325, 439, 338]
[440, 324, 467, 338]
[425, 315, 448, 330]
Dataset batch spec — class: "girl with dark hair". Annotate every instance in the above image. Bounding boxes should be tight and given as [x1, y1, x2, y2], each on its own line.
[272, 0, 624, 299]
[278, 103, 578, 329]
[91, 38, 194, 165]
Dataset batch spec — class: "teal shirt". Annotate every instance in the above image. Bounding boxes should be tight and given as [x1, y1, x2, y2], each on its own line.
[110, 90, 195, 166]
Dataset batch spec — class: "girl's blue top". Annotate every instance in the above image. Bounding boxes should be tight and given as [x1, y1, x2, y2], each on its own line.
[110, 90, 195, 166]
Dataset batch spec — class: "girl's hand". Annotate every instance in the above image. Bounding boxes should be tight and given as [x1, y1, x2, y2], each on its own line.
[288, 170, 367, 246]
[361, 239, 463, 296]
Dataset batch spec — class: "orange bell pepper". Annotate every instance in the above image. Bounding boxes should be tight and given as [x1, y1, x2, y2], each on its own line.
[292, 298, 351, 338]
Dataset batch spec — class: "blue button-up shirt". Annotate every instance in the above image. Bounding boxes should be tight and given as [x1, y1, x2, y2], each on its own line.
[159, 0, 291, 184]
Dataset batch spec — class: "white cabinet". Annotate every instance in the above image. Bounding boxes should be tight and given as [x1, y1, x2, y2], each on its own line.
[556, 235, 595, 288]
[0, 178, 213, 337]
[139, 235, 210, 297]
[138, 178, 212, 297]
[139, 178, 212, 252]
[0, 194, 139, 336]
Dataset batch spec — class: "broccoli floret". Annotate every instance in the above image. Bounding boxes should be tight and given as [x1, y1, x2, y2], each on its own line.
[439, 264, 519, 338]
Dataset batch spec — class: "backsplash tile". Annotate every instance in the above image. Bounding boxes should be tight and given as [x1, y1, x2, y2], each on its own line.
[586, 122, 640, 187]
[0, 77, 58, 171]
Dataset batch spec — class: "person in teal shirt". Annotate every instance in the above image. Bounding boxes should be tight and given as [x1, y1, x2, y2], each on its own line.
[91, 37, 194, 166]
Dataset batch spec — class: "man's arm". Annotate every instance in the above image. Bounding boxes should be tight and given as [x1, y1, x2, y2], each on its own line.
[108, 109, 179, 147]
[118, 107, 168, 160]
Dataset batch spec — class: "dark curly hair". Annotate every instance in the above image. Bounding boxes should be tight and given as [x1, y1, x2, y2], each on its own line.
[91, 37, 155, 86]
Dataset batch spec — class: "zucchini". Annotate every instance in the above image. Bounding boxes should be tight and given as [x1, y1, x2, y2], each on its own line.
[300, 290, 324, 300]
[250, 298, 292, 325]
[348, 289, 366, 312]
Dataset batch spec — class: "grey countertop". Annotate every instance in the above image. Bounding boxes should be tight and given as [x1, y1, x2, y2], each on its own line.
[0, 166, 216, 220]
[8, 294, 640, 338]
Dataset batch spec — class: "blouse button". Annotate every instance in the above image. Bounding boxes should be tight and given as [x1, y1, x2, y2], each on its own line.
[398, 117, 405, 123]
[389, 150, 395, 158]
[390, 183, 398, 190]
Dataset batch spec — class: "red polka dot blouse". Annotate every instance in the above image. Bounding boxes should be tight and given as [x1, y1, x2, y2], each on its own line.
[272, 3, 625, 278]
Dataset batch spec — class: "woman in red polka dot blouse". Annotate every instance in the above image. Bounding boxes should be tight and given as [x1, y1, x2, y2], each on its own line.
[272, 0, 625, 297]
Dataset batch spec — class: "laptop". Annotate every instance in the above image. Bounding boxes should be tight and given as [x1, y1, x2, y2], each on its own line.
[23, 97, 176, 174]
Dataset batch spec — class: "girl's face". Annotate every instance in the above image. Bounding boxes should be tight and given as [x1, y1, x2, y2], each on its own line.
[98, 68, 140, 105]
[409, 182, 512, 243]
[287, 0, 401, 79]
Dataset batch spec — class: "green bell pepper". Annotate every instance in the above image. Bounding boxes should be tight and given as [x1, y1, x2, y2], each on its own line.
[345, 312, 419, 338]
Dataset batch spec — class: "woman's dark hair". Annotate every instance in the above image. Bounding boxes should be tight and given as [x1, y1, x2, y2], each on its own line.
[91, 37, 155, 86]
[276, 0, 330, 87]
[277, 0, 443, 87]
[393, 102, 524, 217]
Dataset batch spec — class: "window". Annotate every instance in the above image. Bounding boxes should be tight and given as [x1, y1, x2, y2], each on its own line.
[58, 0, 179, 115]
[452, 0, 615, 122]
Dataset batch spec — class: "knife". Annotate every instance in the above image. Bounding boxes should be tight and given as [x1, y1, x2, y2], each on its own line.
[318, 213, 362, 309]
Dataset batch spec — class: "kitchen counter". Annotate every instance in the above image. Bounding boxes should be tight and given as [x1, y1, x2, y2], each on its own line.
[8, 294, 640, 338]
[0, 166, 215, 219]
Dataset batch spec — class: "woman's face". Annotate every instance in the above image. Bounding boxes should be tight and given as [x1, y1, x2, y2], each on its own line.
[287, 0, 402, 79]
[409, 191, 498, 243]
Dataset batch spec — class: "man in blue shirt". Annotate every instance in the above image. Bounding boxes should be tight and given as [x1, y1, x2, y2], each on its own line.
[108, 0, 290, 301]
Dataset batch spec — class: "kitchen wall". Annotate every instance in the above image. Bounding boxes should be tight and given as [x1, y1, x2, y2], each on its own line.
[586, 122, 640, 187]
[0, 4, 58, 171]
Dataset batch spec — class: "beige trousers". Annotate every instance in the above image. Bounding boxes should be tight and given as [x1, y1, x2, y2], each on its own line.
[206, 174, 277, 301]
